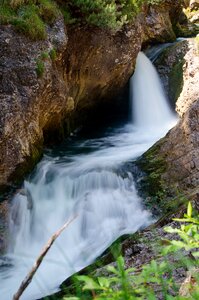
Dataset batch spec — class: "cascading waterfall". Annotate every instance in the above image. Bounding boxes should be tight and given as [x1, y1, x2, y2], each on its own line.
[131, 52, 175, 129]
[0, 52, 177, 300]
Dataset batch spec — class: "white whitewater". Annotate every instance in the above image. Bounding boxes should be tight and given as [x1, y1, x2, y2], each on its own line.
[0, 52, 177, 300]
[132, 52, 175, 129]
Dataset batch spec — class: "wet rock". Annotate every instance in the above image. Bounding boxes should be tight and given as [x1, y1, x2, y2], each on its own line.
[140, 39, 199, 195]
[0, 200, 9, 254]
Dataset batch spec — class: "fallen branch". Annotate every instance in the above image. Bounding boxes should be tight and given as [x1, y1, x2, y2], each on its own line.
[13, 215, 77, 300]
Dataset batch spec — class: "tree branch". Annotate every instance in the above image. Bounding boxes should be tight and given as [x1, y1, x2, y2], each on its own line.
[13, 215, 77, 300]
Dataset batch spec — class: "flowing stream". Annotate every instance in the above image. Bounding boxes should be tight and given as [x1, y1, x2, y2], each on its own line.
[0, 52, 177, 300]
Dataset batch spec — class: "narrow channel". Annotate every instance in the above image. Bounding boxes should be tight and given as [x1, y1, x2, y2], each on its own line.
[0, 52, 177, 300]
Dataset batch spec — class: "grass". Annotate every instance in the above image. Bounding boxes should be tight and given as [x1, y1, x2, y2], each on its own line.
[12, 4, 47, 40]
[36, 59, 45, 77]
[49, 48, 57, 60]
[0, 0, 60, 40]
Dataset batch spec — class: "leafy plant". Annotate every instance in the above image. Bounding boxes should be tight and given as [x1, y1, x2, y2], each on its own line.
[63, 202, 199, 300]
[0, 0, 168, 37]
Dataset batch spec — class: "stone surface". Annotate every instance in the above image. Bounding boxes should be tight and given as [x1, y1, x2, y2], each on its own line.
[141, 0, 182, 46]
[0, 18, 69, 191]
[0, 200, 8, 254]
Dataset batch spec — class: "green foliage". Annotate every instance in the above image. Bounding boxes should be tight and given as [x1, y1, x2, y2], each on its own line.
[49, 48, 57, 60]
[35, 48, 57, 77]
[38, 0, 60, 24]
[11, 4, 47, 40]
[60, 0, 145, 30]
[63, 203, 199, 300]
[0, 0, 59, 39]
[164, 202, 199, 257]
[0, 0, 166, 37]
[41, 51, 49, 60]
[0, 2, 16, 24]
[36, 59, 45, 77]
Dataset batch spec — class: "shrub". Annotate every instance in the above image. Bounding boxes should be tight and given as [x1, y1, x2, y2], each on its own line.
[62, 203, 199, 300]
[60, 0, 145, 31]
[0, 0, 169, 38]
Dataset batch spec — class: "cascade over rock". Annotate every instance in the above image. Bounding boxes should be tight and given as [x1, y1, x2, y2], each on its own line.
[0, 52, 176, 300]
[139, 39, 199, 195]
[0, 1, 183, 191]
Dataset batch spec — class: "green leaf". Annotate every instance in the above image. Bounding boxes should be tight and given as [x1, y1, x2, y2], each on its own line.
[75, 275, 102, 290]
[98, 277, 111, 288]
[187, 202, 192, 218]
[193, 251, 199, 257]
[106, 265, 119, 275]
[164, 226, 180, 233]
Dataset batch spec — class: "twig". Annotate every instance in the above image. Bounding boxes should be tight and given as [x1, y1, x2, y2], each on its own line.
[13, 215, 77, 300]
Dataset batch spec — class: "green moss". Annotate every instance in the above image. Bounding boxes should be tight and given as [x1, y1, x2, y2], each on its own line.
[36, 59, 45, 77]
[41, 51, 50, 60]
[174, 22, 199, 38]
[0, 0, 59, 40]
[49, 48, 57, 60]
[169, 58, 185, 105]
[137, 138, 167, 197]
[39, 0, 60, 24]
[136, 137, 190, 216]
[12, 5, 47, 40]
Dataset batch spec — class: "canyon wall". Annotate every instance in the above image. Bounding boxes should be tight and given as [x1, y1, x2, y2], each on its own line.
[0, 1, 183, 191]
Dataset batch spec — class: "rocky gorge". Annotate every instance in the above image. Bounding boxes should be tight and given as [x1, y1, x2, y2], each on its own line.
[0, 0, 184, 192]
[0, 0, 199, 298]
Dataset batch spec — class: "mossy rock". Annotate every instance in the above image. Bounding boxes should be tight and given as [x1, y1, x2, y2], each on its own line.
[136, 138, 167, 197]
[169, 58, 185, 104]
[174, 22, 199, 37]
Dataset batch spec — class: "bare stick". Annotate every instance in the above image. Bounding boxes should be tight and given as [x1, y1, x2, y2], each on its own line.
[13, 215, 77, 300]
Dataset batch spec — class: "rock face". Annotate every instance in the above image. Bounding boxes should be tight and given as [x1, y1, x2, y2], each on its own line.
[0, 1, 182, 192]
[154, 40, 189, 106]
[161, 40, 199, 190]
[141, 0, 182, 45]
[0, 19, 68, 191]
[140, 39, 199, 195]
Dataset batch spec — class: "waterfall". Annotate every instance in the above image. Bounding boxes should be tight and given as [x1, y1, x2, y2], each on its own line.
[131, 52, 176, 130]
[0, 52, 177, 300]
